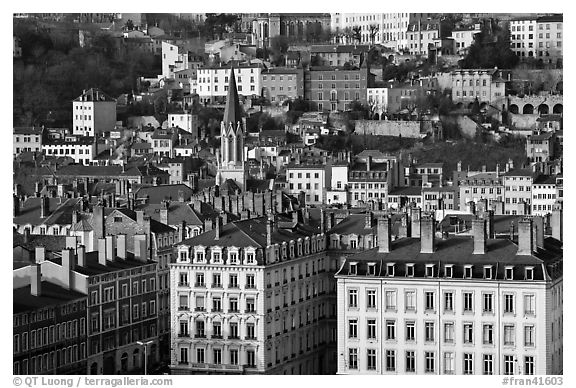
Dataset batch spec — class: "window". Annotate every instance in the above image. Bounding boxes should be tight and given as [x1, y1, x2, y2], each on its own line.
[367, 319, 377, 339]
[406, 264, 415, 277]
[504, 294, 515, 314]
[229, 274, 238, 288]
[195, 296, 204, 311]
[246, 274, 255, 289]
[505, 267, 514, 280]
[483, 324, 494, 344]
[464, 265, 472, 279]
[212, 273, 222, 288]
[444, 292, 454, 311]
[445, 265, 453, 278]
[385, 290, 396, 310]
[504, 355, 515, 375]
[367, 349, 377, 370]
[246, 298, 255, 313]
[195, 273, 205, 287]
[348, 289, 358, 308]
[425, 291, 435, 311]
[483, 354, 494, 375]
[444, 322, 454, 343]
[524, 356, 535, 375]
[463, 292, 473, 312]
[504, 325, 515, 346]
[368, 263, 376, 275]
[405, 321, 415, 341]
[482, 293, 493, 313]
[348, 348, 358, 369]
[386, 350, 396, 372]
[425, 322, 435, 342]
[195, 348, 204, 363]
[386, 320, 396, 340]
[463, 353, 474, 374]
[425, 352, 435, 373]
[444, 352, 455, 374]
[524, 325, 535, 346]
[230, 349, 239, 365]
[405, 351, 415, 372]
[425, 264, 435, 277]
[246, 323, 255, 339]
[366, 290, 376, 309]
[524, 294, 535, 315]
[405, 291, 416, 311]
[463, 323, 474, 343]
[348, 319, 358, 338]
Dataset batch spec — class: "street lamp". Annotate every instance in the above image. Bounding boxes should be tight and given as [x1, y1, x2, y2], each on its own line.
[137, 340, 154, 375]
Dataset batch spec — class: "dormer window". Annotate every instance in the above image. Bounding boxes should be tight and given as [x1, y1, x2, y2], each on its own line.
[464, 265, 473, 279]
[425, 264, 435, 278]
[228, 251, 238, 265]
[349, 262, 358, 276]
[525, 267, 534, 281]
[387, 263, 395, 277]
[484, 266, 493, 280]
[195, 251, 205, 263]
[444, 265, 453, 278]
[367, 263, 376, 276]
[212, 250, 222, 264]
[246, 252, 255, 265]
[406, 264, 415, 277]
[505, 266, 514, 280]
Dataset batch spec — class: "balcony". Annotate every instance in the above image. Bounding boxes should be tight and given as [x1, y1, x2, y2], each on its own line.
[194, 283, 206, 288]
[228, 335, 240, 340]
[178, 306, 189, 311]
[178, 333, 190, 338]
[191, 363, 243, 372]
[212, 335, 223, 339]
[194, 307, 205, 312]
[245, 309, 256, 314]
[245, 285, 256, 290]
[194, 334, 206, 339]
[178, 282, 189, 287]
[245, 336, 257, 340]
[212, 308, 223, 313]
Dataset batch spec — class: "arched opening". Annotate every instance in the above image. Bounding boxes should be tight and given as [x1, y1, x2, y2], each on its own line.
[90, 362, 98, 375]
[480, 102, 488, 110]
[523, 104, 534, 114]
[467, 102, 474, 110]
[528, 51, 533, 57]
[121, 353, 128, 372]
[509, 104, 519, 114]
[280, 22, 286, 36]
[456, 102, 463, 109]
[297, 22, 304, 36]
[373, 113, 380, 120]
[133, 349, 140, 372]
[538, 104, 549, 114]
[263, 23, 269, 39]
[553, 104, 563, 114]
[103, 356, 115, 374]
[289, 23, 295, 36]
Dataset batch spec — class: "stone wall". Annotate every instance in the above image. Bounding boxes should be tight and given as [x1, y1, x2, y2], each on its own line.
[353, 120, 422, 138]
[509, 113, 539, 130]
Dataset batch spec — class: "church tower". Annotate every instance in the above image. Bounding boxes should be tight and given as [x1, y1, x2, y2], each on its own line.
[216, 67, 248, 191]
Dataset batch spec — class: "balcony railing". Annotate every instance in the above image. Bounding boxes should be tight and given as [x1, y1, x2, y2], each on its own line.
[178, 306, 189, 311]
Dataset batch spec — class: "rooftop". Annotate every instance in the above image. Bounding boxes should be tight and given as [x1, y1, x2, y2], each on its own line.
[13, 281, 87, 314]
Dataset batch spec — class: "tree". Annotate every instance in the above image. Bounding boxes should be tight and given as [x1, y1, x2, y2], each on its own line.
[204, 13, 240, 40]
[124, 19, 135, 31]
[459, 19, 519, 69]
[351, 26, 362, 44]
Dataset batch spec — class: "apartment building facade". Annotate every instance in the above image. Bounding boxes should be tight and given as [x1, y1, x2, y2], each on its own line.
[509, 15, 563, 66]
[450, 69, 507, 105]
[285, 164, 327, 205]
[196, 65, 263, 104]
[502, 169, 533, 216]
[72, 88, 116, 137]
[261, 67, 304, 104]
[304, 65, 369, 112]
[336, 216, 563, 375]
[170, 213, 337, 374]
[14, 127, 43, 156]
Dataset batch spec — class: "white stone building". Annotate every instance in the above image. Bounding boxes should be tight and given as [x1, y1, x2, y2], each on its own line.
[196, 65, 262, 105]
[336, 216, 563, 375]
[72, 88, 116, 137]
[285, 164, 327, 205]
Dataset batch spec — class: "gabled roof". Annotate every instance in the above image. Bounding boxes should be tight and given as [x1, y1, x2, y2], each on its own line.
[138, 201, 203, 226]
[73, 88, 115, 102]
[13, 197, 80, 226]
[14, 281, 87, 314]
[328, 214, 375, 236]
[134, 184, 194, 204]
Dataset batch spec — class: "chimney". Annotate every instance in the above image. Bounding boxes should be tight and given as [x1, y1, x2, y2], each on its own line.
[398, 212, 410, 238]
[367, 155, 372, 171]
[365, 211, 372, 229]
[40, 195, 50, 218]
[482, 210, 495, 239]
[320, 208, 325, 234]
[267, 215, 273, 247]
[116, 234, 127, 259]
[105, 235, 116, 261]
[276, 190, 283, 213]
[204, 218, 213, 231]
[482, 165, 486, 173]
[178, 221, 186, 242]
[472, 218, 487, 254]
[98, 238, 107, 266]
[303, 208, 310, 225]
[24, 228, 30, 244]
[35, 182, 41, 197]
[410, 208, 421, 238]
[178, 190, 185, 203]
[378, 216, 391, 253]
[292, 210, 298, 224]
[72, 210, 78, 225]
[30, 264, 42, 297]
[517, 219, 533, 256]
[14, 195, 20, 217]
[160, 206, 169, 226]
[509, 221, 515, 241]
[77, 245, 86, 267]
[61, 248, 74, 289]
[215, 215, 221, 240]
[241, 210, 250, 220]
[327, 212, 334, 232]
[134, 236, 147, 262]
[136, 210, 145, 225]
[420, 217, 436, 254]
[66, 236, 77, 252]
[532, 216, 544, 249]
[551, 204, 562, 242]
[35, 246, 46, 264]
[93, 205, 105, 240]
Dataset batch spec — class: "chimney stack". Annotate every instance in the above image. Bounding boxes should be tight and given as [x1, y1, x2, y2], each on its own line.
[77, 245, 86, 267]
[61, 248, 74, 289]
[410, 208, 421, 238]
[93, 205, 105, 240]
[98, 238, 107, 266]
[551, 204, 563, 242]
[472, 218, 487, 254]
[292, 210, 298, 224]
[14, 195, 20, 217]
[117, 234, 127, 259]
[178, 190, 185, 203]
[367, 155, 372, 171]
[105, 235, 115, 261]
[398, 212, 410, 238]
[517, 219, 533, 256]
[35, 246, 46, 264]
[40, 195, 50, 218]
[66, 236, 78, 252]
[532, 216, 544, 250]
[178, 221, 186, 242]
[240, 210, 250, 220]
[160, 206, 169, 226]
[378, 216, 391, 253]
[267, 214, 273, 247]
[134, 236, 147, 262]
[72, 210, 78, 225]
[481, 210, 495, 238]
[420, 217, 436, 254]
[320, 208, 325, 234]
[30, 264, 42, 297]
[136, 210, 145, 225]
[215, 215, 221, 240]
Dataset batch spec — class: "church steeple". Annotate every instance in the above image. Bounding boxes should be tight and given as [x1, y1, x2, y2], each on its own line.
[223, 67, 243, 132]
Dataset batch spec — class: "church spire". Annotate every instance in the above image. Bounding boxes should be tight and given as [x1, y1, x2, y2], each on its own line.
[223, 67, 243, 130]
